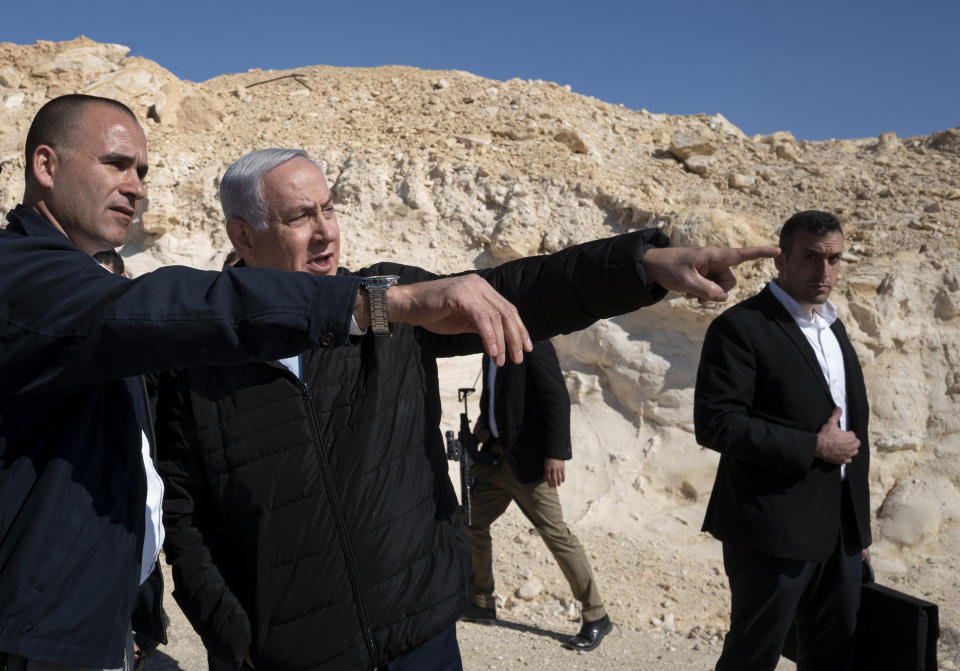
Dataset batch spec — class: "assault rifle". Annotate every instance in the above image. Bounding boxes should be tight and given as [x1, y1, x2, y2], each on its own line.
[445, 387, 494, 526]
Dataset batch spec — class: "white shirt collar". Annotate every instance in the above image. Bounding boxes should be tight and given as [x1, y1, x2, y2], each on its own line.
[769, 279, 837, 327]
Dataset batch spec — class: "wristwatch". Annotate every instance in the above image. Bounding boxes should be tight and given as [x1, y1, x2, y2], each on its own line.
[360, 275, 399, 336]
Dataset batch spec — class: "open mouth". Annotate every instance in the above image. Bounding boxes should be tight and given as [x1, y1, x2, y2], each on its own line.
[307, 253, 334, 273]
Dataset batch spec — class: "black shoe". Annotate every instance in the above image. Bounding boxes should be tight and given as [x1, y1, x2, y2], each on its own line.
[460, 602, 496, 624]
[562, 615, 612, 651]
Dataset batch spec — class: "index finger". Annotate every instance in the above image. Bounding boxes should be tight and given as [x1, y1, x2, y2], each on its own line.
[728, 246, 781, 264]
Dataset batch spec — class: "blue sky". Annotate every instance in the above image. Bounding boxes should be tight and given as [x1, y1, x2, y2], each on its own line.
[3, 0, 956, 141]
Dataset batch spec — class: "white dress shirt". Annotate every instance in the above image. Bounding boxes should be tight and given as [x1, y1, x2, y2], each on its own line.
[278, 354, 303, 380]
[140, 429, 165, 584]
[769, 280, 848, 478]
[277, 316, 365, 380]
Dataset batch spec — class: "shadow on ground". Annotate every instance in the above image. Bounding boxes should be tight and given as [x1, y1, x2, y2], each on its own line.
[473, 617, 571, 645]
[143, 650, 189, 671]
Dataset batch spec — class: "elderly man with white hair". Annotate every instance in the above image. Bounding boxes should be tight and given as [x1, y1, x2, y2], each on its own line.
[154, 148, 778, 671]
[0, 96, 544, 671]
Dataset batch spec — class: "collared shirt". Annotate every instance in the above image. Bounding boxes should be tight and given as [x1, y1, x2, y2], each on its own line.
[486, 362, 500, 439]
[99, 262, 164, 586]
[277, 317, 365, 380]
[278, 354, 303, 380]
[769, 279, 848, 478]
[140, 429, 165, 584]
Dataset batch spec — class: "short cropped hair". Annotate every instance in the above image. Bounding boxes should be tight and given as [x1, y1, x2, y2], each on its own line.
[25, 94, 138, 181]
[219, 148, 323, 232]
[778, 210, 843, 255]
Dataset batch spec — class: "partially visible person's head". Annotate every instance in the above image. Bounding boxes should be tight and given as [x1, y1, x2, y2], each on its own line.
[24, 95, 139, 182]
[221, 149, 340, 276]
[93, 249, 126, 276]
[775, 210, 844, 314]
[23, 94, 148, 255]
[222, 249, 242, 268]
[777, 210, 843, 255]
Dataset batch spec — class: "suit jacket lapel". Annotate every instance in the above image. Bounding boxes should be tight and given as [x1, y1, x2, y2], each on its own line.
[480, 355, 491, 412]
[832, 320, 865, 431]
[761, 287, 834, 400]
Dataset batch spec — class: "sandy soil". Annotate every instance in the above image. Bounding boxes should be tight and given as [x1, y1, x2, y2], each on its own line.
[141, 355, 960, 671]
[144, 498, 959, 670]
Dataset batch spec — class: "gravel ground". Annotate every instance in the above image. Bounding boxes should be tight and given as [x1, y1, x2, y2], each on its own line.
[143, 498, 959, 670]
[145, 505, 796, 671]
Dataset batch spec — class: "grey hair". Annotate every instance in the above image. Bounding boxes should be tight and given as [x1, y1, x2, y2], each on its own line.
[219, 148, 321, 232]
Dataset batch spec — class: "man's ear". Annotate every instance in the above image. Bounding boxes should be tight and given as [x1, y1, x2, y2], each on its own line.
[31, 145, 58, 189]
[226, 218, 256, 260]
[773, 250, 785, 273]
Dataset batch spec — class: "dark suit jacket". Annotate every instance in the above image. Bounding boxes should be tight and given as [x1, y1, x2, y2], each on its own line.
[695, 286, 871, 561]
[478, 340, 572, 483]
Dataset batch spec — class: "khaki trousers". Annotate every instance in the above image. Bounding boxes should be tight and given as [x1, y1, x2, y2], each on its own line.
[464, 459, 606, 621]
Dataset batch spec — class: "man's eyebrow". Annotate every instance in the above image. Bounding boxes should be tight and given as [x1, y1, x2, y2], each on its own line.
[283, 202, 317, 218]
[100, 152, 149, 179]
[100, 152, 135, 164]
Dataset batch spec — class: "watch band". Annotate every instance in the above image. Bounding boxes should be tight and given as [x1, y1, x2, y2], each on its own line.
[361, 275, 399, 336]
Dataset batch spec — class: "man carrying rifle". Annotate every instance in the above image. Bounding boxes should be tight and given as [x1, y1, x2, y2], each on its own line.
[445, 387, 483, 527]
[461, 339, 611, 652]
[155, 147, 777, 671]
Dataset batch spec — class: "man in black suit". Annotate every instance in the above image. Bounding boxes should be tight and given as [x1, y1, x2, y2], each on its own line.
[695, 210, 872, 671]
[461, 339, 611, 652]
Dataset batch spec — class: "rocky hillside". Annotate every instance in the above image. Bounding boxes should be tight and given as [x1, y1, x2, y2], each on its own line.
[2, 37, 959, 667]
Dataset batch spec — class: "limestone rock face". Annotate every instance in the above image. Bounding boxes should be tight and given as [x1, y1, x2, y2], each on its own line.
[31, 41, 128, 78]
[728, 173, 756, 190]
[878, 477, 960, 547]
[683, 154, 713, 175]
[876, 131, 902, 153]
[0, 66, 22, 88]
[0, 38, 958, 575]
[669, 132, 716, 161]
[929, 128, 960, 154]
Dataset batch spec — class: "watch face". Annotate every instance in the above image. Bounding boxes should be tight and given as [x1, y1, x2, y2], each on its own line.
[363, 275, 398, 336]
[364, 275, 399, 288]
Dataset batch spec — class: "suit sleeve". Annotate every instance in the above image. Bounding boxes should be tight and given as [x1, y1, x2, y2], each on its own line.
[153, 371, 252, 667]
[526, 341, 572, 460]
[694, 313, 817, 478]
[0, 233, 360, 398]
[482, 228, 670, 339]
[394, 228, 670, 358]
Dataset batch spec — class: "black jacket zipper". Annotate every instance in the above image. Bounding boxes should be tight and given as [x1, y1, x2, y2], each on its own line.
[296, 377, 382, 669]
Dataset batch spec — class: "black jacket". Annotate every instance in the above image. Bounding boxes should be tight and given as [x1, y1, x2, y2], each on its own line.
[0, 206, 361, 667]
[478, 339, 571, 483]
[156, 228, 670, 671]
[694, 286, 871, 561]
